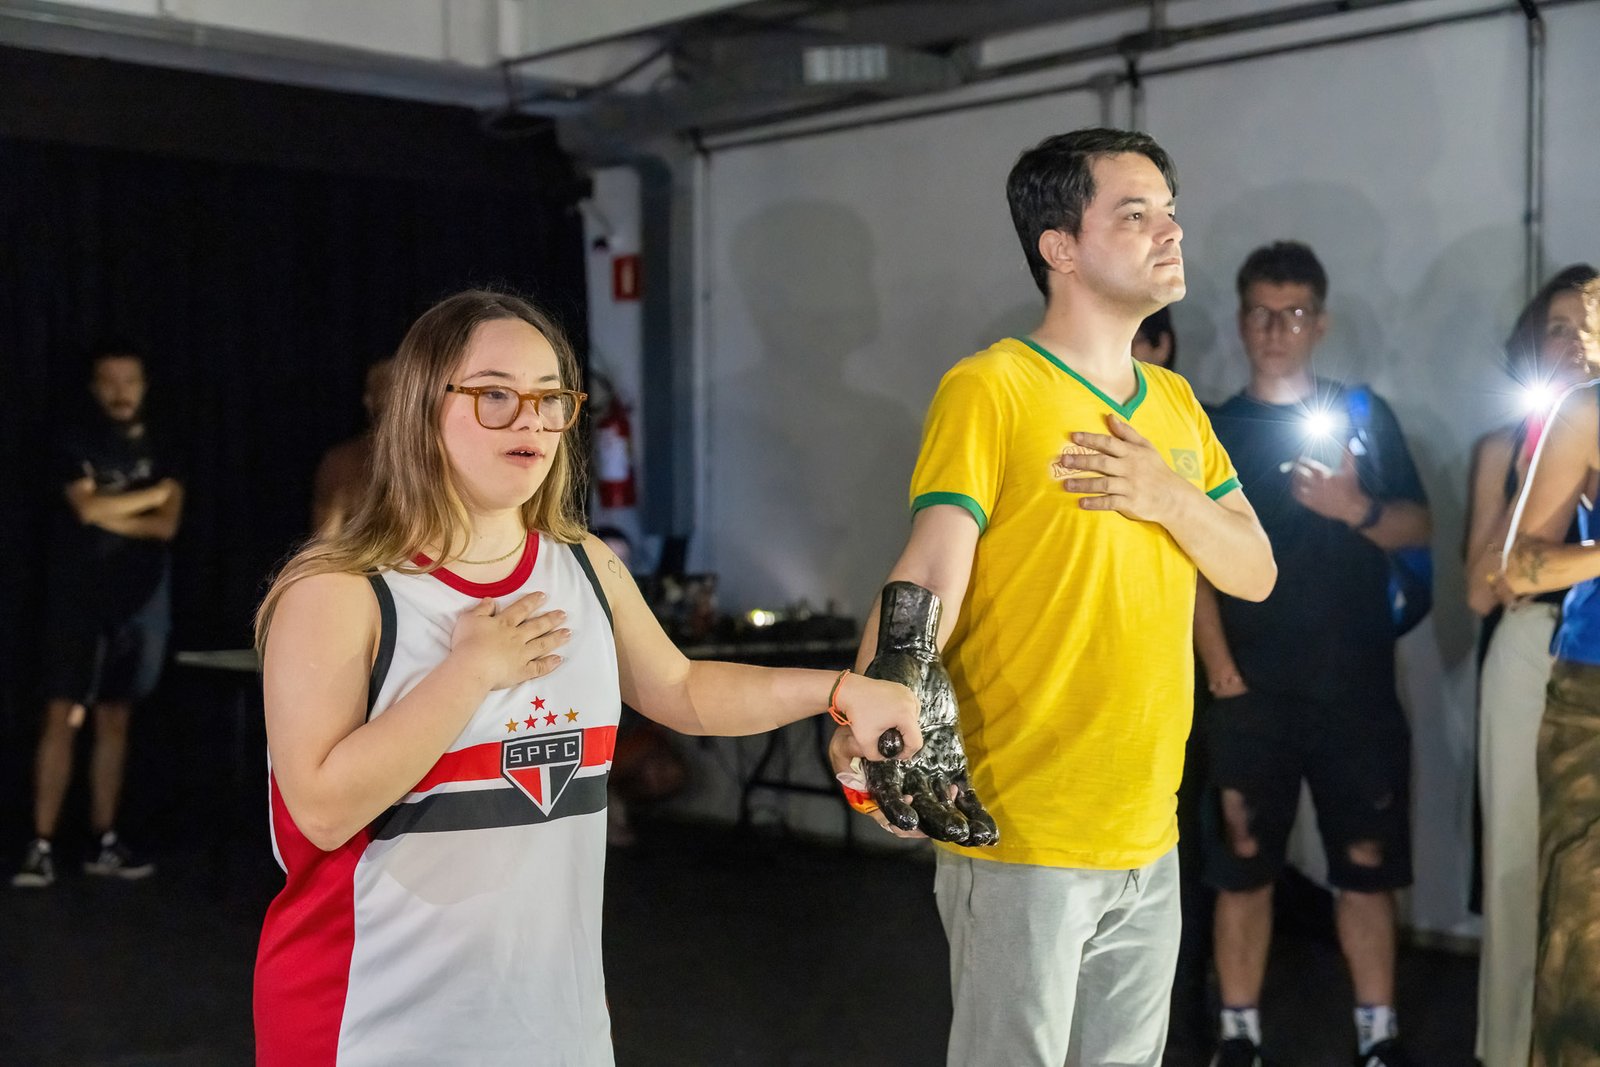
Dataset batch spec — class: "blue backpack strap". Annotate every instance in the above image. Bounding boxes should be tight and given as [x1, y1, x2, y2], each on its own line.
[1344, 383, 1374, 445]
[1344, 383, 1372, 426]
[1342, 383, 1382, 467]
[1343, 384, 1434, 634]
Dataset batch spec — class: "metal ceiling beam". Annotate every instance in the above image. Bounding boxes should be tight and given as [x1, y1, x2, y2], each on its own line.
[697, 0, 1595, 151]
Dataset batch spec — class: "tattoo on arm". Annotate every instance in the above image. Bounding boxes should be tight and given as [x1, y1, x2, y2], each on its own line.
[1517, 542, 1548, 586]
[606, 558, 622, 576]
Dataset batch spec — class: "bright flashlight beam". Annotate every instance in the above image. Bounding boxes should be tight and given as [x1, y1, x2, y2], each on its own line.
[1519, 380, 1559, 417]
[1303, 409, 1338, 440]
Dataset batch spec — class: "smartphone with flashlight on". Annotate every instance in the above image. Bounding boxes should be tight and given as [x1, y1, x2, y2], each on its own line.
[1279, 404, 1350, 477]
[1517, 377, 1561, 464]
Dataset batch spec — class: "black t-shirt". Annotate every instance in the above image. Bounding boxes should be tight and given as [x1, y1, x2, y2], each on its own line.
[50, 416, 175, 617]
[1209, 380, 1428, 697]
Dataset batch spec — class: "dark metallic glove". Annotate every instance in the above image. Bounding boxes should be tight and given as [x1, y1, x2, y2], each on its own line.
[863, 582, 998, 847]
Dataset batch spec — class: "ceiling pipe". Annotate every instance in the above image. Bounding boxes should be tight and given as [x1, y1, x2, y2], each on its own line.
[1088, 70, 1120, 126]
[700, 0, 1595, 152]
[1125, 0, 1165, 130]
[697, 0, 1422, 141]
[1519, 0, 1546, 300]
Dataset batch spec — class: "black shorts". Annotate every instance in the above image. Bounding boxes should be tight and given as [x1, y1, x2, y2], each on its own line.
[42, 573, 171, 706]
[1202, 686, 1412, 894]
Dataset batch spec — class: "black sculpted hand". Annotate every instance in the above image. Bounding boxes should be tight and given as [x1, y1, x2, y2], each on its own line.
[862, 582, 997, 847]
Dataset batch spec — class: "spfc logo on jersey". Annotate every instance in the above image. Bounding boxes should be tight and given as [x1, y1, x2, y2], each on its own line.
[502, 731, 584, 816]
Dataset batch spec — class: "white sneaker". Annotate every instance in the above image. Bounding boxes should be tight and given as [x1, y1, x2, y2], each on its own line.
[83, 832, 155, 880]
[11, 838, 56, 888]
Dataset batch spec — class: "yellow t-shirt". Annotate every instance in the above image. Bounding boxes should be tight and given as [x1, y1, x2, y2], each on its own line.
[910, 336, 1239, 870]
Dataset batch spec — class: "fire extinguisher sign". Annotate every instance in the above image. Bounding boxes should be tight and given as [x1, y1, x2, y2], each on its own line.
[612, 255, 641, 302]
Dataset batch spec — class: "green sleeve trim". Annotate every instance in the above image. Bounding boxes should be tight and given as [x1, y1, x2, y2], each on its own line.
[1206, 476, 1241, 501]
[912, 491, 989, 533]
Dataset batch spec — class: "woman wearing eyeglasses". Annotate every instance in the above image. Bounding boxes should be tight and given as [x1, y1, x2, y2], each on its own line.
[250, 290, 921, 1066]
[1462, 264, 1595, 1067]
[1501, 273, 1600, 1067]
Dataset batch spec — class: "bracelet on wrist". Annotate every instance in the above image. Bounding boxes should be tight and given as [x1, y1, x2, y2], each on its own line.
[825, 668, 853, 726]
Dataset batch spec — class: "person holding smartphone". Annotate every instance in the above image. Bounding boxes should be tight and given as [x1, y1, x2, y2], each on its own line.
[1194, 242, 1431, 1067]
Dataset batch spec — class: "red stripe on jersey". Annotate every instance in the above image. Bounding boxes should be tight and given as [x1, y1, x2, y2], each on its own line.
[254, 774, 373, 1067]
[409, 725, 618, 794]
[411, 741, 501, 792]
[412, 533, 539, 598]
[582, 724, 616, 767]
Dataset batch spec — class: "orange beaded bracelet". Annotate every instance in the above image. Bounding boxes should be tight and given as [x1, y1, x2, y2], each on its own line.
[825, 668, 853, 726]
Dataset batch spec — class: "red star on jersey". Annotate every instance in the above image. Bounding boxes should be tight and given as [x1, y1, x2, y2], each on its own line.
[566, 709, 580, 723]
[531, 697, 546, 711]
[543, 712, 558, 726]
[523, 715, 538, 730]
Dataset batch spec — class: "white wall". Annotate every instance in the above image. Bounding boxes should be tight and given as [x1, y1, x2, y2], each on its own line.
[692, 5, 1600, 932]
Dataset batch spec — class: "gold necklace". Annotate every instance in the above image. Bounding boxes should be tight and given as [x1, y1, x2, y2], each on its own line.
[456, 533, 527, 566]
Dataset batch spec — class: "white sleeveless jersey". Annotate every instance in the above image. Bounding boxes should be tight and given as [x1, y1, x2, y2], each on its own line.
[255, 534, 621, 1066]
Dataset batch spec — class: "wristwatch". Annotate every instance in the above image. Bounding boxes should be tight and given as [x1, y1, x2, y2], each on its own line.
[1355, 496, 1383, 530]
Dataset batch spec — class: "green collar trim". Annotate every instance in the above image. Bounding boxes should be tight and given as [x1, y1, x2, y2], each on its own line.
[1014, 336, 1148, 419]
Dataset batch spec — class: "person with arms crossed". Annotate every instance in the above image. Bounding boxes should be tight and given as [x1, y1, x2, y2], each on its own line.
[834, 127, 1275, 1067]
[14, 347, 182, 888]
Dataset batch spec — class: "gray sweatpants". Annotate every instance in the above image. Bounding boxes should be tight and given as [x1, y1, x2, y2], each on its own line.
[934, 847, 1180, 1067]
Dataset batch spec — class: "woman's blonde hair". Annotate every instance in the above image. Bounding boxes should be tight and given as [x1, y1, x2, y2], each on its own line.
[254, 289, 588, 651]
[1582, 276, 1600, 366]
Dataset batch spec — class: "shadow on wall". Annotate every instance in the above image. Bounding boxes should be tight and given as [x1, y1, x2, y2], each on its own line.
[1198, 180, 1391, 385]
[1396, 222, 1527, 669]
[974, 301, 1041, 354]
[1172, 258, 1229, 401]
[713, 200, 922, 613]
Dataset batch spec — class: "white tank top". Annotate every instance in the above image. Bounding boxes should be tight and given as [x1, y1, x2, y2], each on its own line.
[254, 534, 621, 1066]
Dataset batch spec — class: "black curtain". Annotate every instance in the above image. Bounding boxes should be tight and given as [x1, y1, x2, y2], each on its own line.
[0, 69, 587, 846]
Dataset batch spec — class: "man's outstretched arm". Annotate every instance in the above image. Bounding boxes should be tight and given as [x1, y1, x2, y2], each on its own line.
[853, 504, 980, 671]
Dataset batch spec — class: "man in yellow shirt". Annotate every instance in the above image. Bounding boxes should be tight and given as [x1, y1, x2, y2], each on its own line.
[836, 128, 1276, 1066]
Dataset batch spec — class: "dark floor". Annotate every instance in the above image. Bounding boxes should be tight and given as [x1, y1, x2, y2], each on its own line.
[0, 819, 1478, 1067]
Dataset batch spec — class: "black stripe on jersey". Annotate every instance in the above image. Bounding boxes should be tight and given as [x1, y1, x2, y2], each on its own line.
[569, 542, 613, 630]
[370, 773, 609, 840]
[365, 574, 398, 722]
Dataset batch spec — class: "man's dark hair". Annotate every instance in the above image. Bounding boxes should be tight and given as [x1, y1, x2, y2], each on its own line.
[1235, 241, 1328, 307]
[1007, 127, 1179, 298]
[1504, 263, 1598, 379]
[1135, 307, 1177, 369]
[88, 342, 143, 373]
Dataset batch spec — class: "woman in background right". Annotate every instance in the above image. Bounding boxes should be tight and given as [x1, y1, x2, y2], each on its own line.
[1463, 264, 1595, 1067]
[1502, 272, 1600, 1067]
